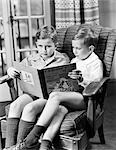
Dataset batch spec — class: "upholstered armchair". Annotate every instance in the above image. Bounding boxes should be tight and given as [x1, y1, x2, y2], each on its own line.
[0, 24, 116, 150]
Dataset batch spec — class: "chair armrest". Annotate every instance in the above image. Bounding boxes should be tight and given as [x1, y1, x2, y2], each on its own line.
[0, 116, 6, 121]
[0, 75, 12, 84]
[83, 77, 109, 97]
[0, 75, 18, 101]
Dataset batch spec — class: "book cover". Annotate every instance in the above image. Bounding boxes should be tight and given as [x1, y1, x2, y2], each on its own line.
[13, 62, 76, 98]
[40, 63, 76, 98]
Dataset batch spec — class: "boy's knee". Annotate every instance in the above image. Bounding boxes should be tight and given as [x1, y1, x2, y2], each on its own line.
[49, 92, 60, 101]
[49, 91, 57, 98]
[23, 103, 37, 116]
[9, 100, 21, 112]
[9, 94, 32, 115]
[8, 100, 23, 117]
[59, 106, 68, 114]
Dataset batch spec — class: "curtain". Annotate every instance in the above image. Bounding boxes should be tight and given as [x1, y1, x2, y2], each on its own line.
[55, 0, 99, 29]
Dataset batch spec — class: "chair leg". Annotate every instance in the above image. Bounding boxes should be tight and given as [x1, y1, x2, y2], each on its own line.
[0, 137, 2, 150]
[0, 122, 3, 150]
[98, 124, 105, 144]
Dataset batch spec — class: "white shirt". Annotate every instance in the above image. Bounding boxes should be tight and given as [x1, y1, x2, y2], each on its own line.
[71, 52, 103, 87]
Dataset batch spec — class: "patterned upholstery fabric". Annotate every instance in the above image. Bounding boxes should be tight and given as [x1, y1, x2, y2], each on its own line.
[57, 24, 116, 137]
[55, 0, 99, 29]
[60, 110, 86, 136]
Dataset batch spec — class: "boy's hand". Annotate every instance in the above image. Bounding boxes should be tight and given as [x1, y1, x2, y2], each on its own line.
[7, 67, 20, 79]
[68, 70, 83, 82]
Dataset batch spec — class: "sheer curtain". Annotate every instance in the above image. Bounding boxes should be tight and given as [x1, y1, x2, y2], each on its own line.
[55, 0, 99, 29]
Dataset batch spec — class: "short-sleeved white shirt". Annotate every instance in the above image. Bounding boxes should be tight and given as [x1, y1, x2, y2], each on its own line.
[71, 52, 103, 87]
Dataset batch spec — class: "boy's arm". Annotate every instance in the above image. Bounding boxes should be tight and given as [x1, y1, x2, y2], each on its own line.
[20, 57, 30, 66]
[47, 53, 70, 68]
[56, 53, 70, 65]
[56, 57, 70, 66]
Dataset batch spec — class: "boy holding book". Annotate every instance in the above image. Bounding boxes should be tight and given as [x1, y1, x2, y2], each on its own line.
[4, 25, 69, 149]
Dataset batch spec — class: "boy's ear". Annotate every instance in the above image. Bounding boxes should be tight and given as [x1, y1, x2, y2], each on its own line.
[89, 45, 94, 52]
[55, 42, 59, 48]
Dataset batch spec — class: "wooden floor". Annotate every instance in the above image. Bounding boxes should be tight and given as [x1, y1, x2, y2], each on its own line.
[87, 80, 116, 150]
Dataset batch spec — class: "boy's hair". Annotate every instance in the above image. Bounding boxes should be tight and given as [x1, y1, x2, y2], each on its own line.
[35, 25, 57, 45]
[73, 24, 98, 47]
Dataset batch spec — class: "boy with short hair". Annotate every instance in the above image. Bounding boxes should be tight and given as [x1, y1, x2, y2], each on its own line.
[5, 24, 103, 150]
[4, 25, 69, 149]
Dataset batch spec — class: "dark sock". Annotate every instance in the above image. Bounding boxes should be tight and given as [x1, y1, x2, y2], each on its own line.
[5, 118, 20, 148]
[40, 139, 52, 150]
[17, 119, 35, 143]
[25, 125, 46, 147]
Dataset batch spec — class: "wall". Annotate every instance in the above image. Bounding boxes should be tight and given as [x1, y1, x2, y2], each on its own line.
[99, 0, 116, 79]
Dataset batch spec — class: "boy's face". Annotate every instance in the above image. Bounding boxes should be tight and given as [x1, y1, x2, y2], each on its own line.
[36, 39, 56, 60]
[72, 39, 90, 60]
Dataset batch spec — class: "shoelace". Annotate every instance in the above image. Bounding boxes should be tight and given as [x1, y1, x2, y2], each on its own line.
[13, 140, 26, 150]
[3, 140, 26, 150]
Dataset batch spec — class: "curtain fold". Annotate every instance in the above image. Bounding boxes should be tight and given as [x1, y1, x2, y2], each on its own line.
[55, 0, 99, 29]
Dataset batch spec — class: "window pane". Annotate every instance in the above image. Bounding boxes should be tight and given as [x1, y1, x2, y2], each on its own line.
[14, 19, 29, 48]
[13, 19, 29, 61]
[0, 0, 2, 17]
[31, 18, 44, 48]
[14, 0, 27, 16]
[30, 0, 43, 16]
[14, 0, 44, 16]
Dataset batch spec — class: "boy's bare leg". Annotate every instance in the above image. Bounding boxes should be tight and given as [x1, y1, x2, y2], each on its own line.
[37, 91, 85, 127]
[17, 98, 47, 142]
[42, 105, 68, 141]
[5, 94, 33, 148]
[23, 91, 85, 148]
[8, 94, 33, 118]
[21, 98, 47, 122]
[39, 105, 68, 150]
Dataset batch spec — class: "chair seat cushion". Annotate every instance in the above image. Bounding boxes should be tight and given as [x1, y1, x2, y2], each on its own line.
[59, 110, 86, 136]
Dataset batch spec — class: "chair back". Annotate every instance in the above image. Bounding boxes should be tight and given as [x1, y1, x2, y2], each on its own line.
[57, 24, 116, 77]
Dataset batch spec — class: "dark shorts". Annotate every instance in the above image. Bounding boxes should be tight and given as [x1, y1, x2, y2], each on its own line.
[23, 92, 39, 101]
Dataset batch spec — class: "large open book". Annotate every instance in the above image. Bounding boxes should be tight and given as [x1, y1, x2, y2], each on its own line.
[13, 62, 76, 99]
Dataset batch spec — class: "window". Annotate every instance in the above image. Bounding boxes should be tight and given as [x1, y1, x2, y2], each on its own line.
[0, 0, 51, 76]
